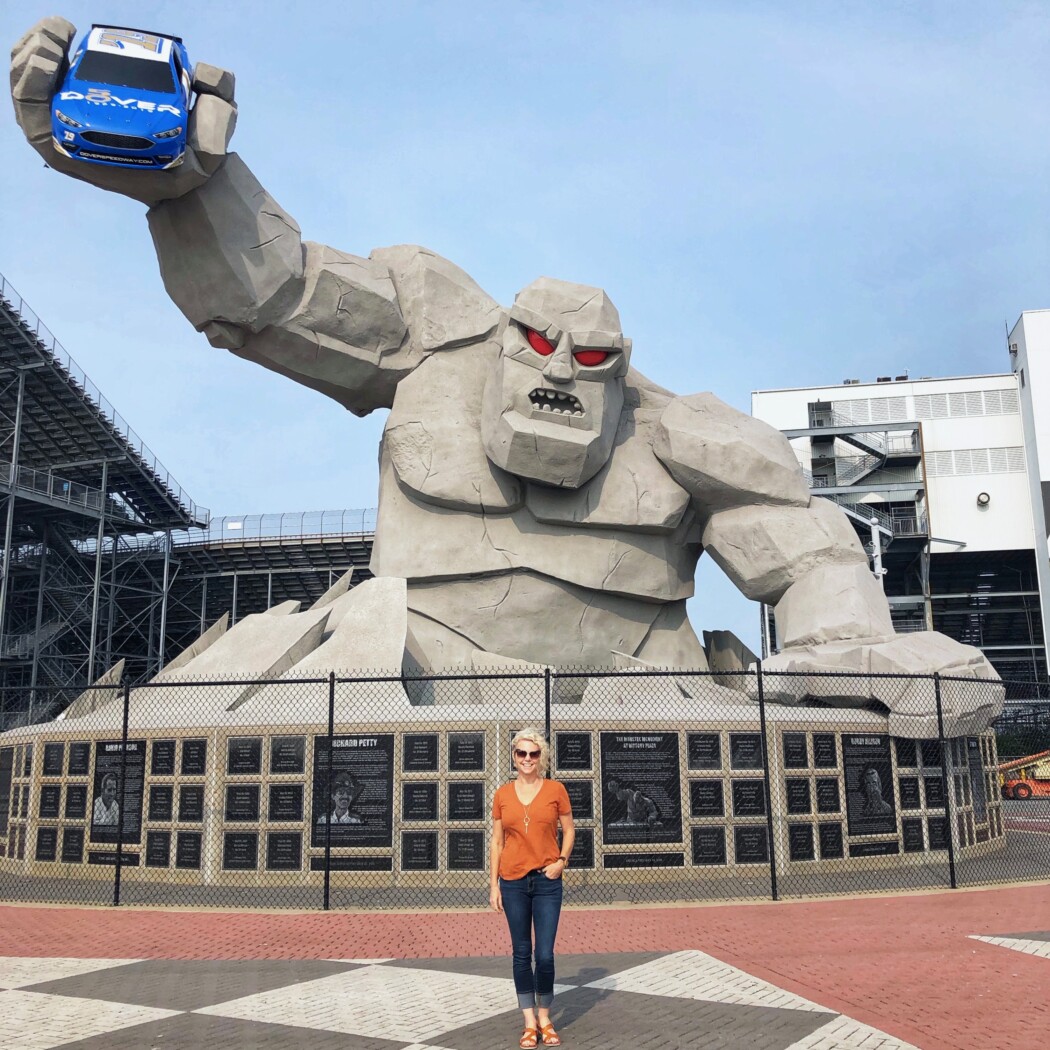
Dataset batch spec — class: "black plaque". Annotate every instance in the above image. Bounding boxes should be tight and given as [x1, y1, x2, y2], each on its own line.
[733, 826, 769, 864]
[448, 732, 485, 772]
[402, 734, 439, 773]
[148, 785, 174, 822]
[151, 740, 176, 776]
[788, 823, 815, 861]
[555, 732, 592, 771]
[687, 733, 722, 770]
[902, 818, 925, 853]
[20, 787, 28, 819]
[927, 816, 948, 850]
[23, 745, 32, 776]
[842, 734, 896, 837]
[146, 830, 171, 867]
[691, 826, 727, 866]
[402, 782, 439, 822]
[61, 827, 84, 864]
[920, 740, 942, 768]
[43, 742, 64, 776]
[39, 784, 61, 819]
[401, 830, 438, 871]
[849, 840, 900, 857]
[785, 778, 811, 815]
[311, 734, 395, 848]
[689, 779, 724, 818]
[448, 781, 485, 821]
[222, 831, 258, 870]
[564, 780, 594, 820]
[178, 784, 205, 822]
[732, 780, 766, 817]
[10, 784, 19, 821]
[783, 733, 808, 769]
[923, 775, 945, 808]
[600, 732, 682, 845]
[90, 740, 145, 845]
[175, 831, 202, 869]
[65, 784, 87, 820]
[309, 855, 393, 871]
[268, 783, 305, 822]
[35, 826, 58, 861]
[88, 850, 139, 866]
[67, 741, 90, 776]
[730, 733, 763, 770]
[447, 829, 485, 870]
[266, 832, 302, 870]
[181, 739, 207, 776]
[227, 737, 262, 775]
[898, 777, 921, 810]
[270, 736, 306, 774]
[602, 852, 683, 869]
[813, 734, 837, 768]
[894, 738, 917, 768]
[0, 748, 9, 837]
[818, 821, 844, 859]
[225, 784, 260, 822]
[968, 738, 988, 823]
[569, 827, 595, 869]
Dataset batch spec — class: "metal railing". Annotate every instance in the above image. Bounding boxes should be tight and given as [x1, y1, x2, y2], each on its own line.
[0, 462, 137, 522]
[0, 272, 209, 528]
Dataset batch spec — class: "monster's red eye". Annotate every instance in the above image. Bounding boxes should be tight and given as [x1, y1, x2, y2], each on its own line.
[573, 349, 609, 367]
[525, 328, 555, 356]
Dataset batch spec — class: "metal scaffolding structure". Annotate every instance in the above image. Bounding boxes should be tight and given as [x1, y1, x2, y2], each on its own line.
[0, 274, 375, 727]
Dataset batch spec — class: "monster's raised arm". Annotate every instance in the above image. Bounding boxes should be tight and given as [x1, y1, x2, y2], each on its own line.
[11, 17, 500, 416]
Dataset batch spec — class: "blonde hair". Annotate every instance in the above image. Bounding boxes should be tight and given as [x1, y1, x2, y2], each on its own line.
[511, 727, 550, 777]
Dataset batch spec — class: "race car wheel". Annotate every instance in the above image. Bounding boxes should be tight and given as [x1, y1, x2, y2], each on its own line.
[1013, 783, 1034, 800]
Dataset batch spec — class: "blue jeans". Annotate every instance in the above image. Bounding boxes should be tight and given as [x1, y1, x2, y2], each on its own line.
[499, 869, 563, 1009]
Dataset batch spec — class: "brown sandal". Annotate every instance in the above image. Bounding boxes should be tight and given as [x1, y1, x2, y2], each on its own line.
[539, 1021, 561, 1046]
[519, 1026, 538, 1049]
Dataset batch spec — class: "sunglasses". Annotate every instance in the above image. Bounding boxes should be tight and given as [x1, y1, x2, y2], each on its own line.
[514, 748, 541, 760]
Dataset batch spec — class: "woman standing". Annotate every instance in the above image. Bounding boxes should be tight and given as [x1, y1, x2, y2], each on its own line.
[490, 728, 575, 1048]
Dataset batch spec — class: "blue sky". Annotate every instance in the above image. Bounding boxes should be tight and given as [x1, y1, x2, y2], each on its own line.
[2, 2, 1048, 650]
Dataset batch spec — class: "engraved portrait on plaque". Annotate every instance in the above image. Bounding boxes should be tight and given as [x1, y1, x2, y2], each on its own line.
[312, 735, 394, 848]
[90, 740, 145, 845]
[842, 734, 896, 837]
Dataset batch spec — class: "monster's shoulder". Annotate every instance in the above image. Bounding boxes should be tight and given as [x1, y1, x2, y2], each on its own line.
[370, 245, 503, 353]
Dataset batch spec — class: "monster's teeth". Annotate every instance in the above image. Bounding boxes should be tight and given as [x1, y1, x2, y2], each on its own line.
[556, 392, 568, 401]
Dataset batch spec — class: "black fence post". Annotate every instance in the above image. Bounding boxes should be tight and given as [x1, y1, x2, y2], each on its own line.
[113, 680, 130, 907]
[756, 660, 779, 901]
[934, 672, 958, 890]
[323, 671, 335, 910]
[544, 667, 552, 747]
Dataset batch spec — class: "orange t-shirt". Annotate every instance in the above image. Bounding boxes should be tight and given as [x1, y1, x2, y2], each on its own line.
[492, 779, 572, 879]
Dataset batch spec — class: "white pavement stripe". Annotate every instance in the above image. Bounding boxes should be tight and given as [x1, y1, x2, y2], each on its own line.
[783, 1015, 922, 1049]
[970, 935, 1050, 959]
[196, 962, 571, 1043]
[584, 950, 834, 1013]
[0, 989, 178, 1050]
[0, 957, 141, 990]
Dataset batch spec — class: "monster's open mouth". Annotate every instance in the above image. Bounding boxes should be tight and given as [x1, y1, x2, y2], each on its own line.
[529, 389, 584, 416]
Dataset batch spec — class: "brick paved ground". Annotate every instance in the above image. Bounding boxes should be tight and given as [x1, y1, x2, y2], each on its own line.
[0, 883, 1047, 1049]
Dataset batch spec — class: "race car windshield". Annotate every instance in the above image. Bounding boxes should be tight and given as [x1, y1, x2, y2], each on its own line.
[76, 52, 177, 94]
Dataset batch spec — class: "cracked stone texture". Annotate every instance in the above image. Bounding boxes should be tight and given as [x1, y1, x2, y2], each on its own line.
[228, 243, 419, 416]
[654, 392, 811, 513]
[147, 154, 305, 331]
[371, 244, 502, 351]
[774, 562, 895, 649]
[187, 93, 238, 175]
[703, 497, 867, 604]
[760, 632, 1003, 737]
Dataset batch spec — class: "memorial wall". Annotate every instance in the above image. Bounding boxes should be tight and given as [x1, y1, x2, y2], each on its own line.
[0, 702, 1003, 891]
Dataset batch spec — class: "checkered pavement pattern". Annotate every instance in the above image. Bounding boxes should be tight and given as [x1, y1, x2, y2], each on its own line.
[0, 950, 918, 1049]
[969, 930, 1050, 960]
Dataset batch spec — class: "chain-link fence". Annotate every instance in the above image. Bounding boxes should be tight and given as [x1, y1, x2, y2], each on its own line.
[0, 668, 1046, 909]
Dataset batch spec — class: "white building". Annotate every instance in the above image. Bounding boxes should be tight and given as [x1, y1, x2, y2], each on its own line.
[752, 351, 1050, 683]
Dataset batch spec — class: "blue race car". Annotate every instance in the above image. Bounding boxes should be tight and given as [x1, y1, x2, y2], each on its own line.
[51, 24, 192, 170]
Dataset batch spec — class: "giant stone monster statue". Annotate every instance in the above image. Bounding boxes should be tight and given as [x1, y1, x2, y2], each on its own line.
[11, 19, 999, 731]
